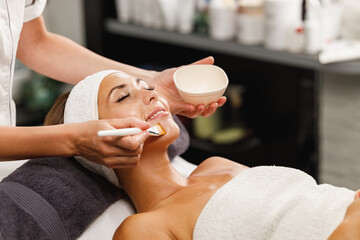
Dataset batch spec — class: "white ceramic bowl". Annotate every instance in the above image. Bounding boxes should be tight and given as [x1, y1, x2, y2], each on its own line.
[173, 65, 229, 106]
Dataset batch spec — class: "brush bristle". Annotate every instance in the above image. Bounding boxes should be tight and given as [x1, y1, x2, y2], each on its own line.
[153, 123, 167, 136]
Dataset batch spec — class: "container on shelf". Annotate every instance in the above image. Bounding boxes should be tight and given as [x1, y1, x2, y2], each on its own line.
[132, 0, 144, 25]
[177, 0, 196, 34]
[158, 0, 178, 31]
[209, 0, 237, 41]
[286, 24, 304, 53]
[142, 0, 158, 28]
[304, 11, 321, 54]
[319, 0, 342, 48]
[115, 0, 164, 29]
[264, 0, 302, 51]
[194, 0, 210, 35]
[115, 0, 131, 23]
[150, 0, 164, 29]
[193, 113, 221, 140]
[212, 84, 247, 145]
[236, 0, 264, 45]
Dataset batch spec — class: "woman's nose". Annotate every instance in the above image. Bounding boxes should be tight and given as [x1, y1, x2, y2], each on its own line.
[142, 90, 158, 105]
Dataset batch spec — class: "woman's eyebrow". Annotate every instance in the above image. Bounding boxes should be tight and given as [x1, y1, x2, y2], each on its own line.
[108, 79, 145, 98]
[109, 84, 127, 98]
[136, 78, 145, 84]
[136, 78, 150, 87]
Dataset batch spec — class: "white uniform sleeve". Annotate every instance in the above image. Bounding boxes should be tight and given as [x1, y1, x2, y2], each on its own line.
[24, 0, 47, 23]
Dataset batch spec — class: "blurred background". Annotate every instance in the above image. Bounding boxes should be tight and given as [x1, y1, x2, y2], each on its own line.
[14, 0, 360, 190]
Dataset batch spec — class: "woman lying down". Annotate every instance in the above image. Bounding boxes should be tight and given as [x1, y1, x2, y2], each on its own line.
[46, 70, 359, 240]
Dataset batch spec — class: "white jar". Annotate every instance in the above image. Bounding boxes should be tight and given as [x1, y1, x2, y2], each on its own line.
[177, 0, 196, 34]
[209, 0, 237, 41]
[142, 0, 153, 27]
[286, 23, 304, 53]
[133, 0, 144, 25]
[148, 0, 163, 29]
[159, 0, 178, 31]
[115, 0, 131, 23]
[304, 11, 322, 54]
[264, 0, 302, 50]
[236, 5, 264, 45]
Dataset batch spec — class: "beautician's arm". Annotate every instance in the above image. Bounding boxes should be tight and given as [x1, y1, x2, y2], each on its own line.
[328, 191, 360, 240]
[17, 16, 152, 85]
[0, 117, 149, 168]
[17, 16, 225, 119]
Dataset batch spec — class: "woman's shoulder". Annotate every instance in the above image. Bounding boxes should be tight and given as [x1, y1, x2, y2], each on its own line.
[189, 156, 248, 178]
[113, 214, 148, 239]
[113, 212, 176, 240]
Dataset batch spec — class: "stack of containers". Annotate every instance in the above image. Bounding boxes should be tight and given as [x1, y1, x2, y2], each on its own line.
[115, 0, 163, 29]
[115, 0, 343, 56]
[115, 0, 196, 34]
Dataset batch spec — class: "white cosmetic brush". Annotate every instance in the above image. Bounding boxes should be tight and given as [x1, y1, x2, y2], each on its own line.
[97, 123, 166, 137]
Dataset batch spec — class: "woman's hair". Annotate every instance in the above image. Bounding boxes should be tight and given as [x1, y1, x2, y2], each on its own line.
[44, 92, 70, 126]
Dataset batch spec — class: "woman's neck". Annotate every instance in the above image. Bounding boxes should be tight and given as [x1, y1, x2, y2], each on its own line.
[115, 147, 188, 212]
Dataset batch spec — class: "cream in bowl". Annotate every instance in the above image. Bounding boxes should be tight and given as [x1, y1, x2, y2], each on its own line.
[173, 65, 229, 105]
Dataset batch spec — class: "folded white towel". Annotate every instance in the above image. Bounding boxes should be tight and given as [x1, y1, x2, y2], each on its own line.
[64, 70, 129, 187]
[193, 166, 355, 240]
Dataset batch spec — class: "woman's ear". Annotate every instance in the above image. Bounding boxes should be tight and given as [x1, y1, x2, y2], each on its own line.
[355, 190, 360, 200]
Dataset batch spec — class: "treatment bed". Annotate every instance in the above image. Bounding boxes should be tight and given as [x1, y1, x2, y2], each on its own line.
[0, 156, 197, 240]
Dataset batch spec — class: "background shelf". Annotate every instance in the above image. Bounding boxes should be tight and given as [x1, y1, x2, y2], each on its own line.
[105, 19, 360, 75]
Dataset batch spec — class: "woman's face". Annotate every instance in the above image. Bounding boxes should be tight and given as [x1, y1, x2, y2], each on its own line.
[98, 73, 180, 142]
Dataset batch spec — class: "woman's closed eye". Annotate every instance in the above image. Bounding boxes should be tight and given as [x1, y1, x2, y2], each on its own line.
[115, 86, 155, 103]
[116, 94, 129, 103]
[146, 86, 155, 91]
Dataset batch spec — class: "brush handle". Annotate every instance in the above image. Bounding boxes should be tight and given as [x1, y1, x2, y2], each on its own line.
[97, 128, 142, 137]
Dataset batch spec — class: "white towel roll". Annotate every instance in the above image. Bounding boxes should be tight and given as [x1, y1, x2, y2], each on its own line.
[193, 166, 355, 240]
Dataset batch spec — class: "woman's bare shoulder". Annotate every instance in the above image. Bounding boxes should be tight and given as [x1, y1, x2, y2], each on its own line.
[113, 213, 176, 240]
[189, 156, 248, 178]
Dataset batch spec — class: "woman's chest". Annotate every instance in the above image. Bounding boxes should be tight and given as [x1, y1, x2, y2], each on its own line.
[157, 174, 237, 239]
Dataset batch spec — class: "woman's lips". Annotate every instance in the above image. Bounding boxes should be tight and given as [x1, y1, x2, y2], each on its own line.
[146, 107, 169, 122]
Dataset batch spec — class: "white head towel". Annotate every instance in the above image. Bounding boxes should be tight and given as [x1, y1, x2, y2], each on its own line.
[64, 70, 130, 187]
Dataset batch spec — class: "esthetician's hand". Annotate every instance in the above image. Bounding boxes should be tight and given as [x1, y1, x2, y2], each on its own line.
[72, 117, 150, 168]
[149, 56, 227, 118]
[328, 190, 360, 240]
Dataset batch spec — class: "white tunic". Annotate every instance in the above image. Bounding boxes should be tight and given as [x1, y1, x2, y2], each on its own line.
[0, 0, 47, 126]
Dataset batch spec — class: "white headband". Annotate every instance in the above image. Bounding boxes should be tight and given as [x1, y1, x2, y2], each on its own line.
[64, 70, 130, 187]
[64, 70, 129, 124]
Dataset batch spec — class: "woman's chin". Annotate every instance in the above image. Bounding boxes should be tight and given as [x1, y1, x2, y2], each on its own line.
[146, 118, 180, 145]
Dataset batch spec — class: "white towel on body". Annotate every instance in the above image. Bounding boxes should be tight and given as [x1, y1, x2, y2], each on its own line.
[64, 70, 130, 187]
[193, 166, 355, 240]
